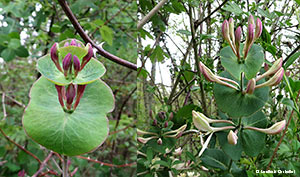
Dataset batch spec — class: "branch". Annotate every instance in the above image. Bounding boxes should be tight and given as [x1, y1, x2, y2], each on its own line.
[76, 156, 136, 168]
[2, 93, 7, 121]
[32, 152, 54, 177]
[137, 0, 168, 30]
[57, 0, 137, 71]
[194, 0, 229, 29]
[0, 127, 42, 164]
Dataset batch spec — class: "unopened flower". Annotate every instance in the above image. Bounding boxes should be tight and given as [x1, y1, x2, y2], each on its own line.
[164, 121, 168, 128]
[55, 85, 65, 108]
[80, 43, 93, 70]
[152, 119, 157, 126]
[63, 53, 72, 78]
[222, 20, 231, 43]
[73, 55, 80, 77]
[248, 14, 255, 25]
[173, 147, 182, 156]
[137, 129, 157, 136]
[169, 112, 174, 120]
[164, 124, 187, 137]
[243, 23, 255, 58]
[70, 39, 77, 46]
[199, 62, 238, 90]
[157, 138, 163, 145]
[64, 42, 70, 47]
[229, 18, 235, 45]
[256, 58, 283, 81]
[192, 110, 234, 125]
[73, 84, 86, 110]
[256, 68, 284, 88]
[245, 78, 256, 94]
[227, 130, 238, 145]
[66, 84, 76, 110]
[235, 26, 242, 59]
[137, 136, 158, 144]
[255, 18, 262, 40]
[50, 43, 62, 72]
[192, 111, 234, 132]
[244, 120, 286, 135]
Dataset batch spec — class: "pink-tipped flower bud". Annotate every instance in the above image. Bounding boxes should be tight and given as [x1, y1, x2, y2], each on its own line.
[227, 130, 238, 145]
[255, 18, 262, 40]
[164, 121, 168, 128]
[248, 14, 255, 25]
[245, 78, 256, 94]
[73, 84, 86, 110]
[235, 26, 242, 59]
[66, 84, 76, 110]
[153, 119, 157, 126]
[63, 53, 72, 77]
[245, 120, 286, 135]
[256, 58, 283, 82]
[149, 110, 153, 119]
[158, 112, 166, 120]
[80, 43, 93, 70]
[64, 42, 70, 47]
[256, 68, 284, 88]
[228, 18, 235, 44]
[264, 63, 269, 72]
[222, 20, 231, 43]
[173, 147, 182, 156]
[137, 136, 157, 144]
[70, 39, 77, 46]
[55, 85, 65, 108]
[157, 138, 162, 145]
[247, 24, 255, 44]
[73, 55, 80, 77]
[50, 43, 63, 72]
[18, 170, 25, 177]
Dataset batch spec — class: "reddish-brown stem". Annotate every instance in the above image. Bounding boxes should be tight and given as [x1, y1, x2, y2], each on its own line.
[76, 156, 136, 168]
[57, 0, 137, 71]
[0, 127, 42, 164]
[32, 152, 54, 177]
[266, 90, 300, 170]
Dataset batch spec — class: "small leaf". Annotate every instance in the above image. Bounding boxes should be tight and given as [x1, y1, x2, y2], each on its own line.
[100, 25, 114, 46]
[281, 98, 295, 110]
[16, 46, 29, 57]
[177, 30, 191, 36]
[222, 2, 243, 15]
[284, 51, 300, 69]
[8, 38, 21, 48]
[1, 48, 16, 61]
[200, 149, 230, 170]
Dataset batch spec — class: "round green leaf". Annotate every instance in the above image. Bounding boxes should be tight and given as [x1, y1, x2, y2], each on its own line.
[216, 131, 243, 161]
[220, 44, 264, 80]
[200, 149, 230, 170]
[213, 71, 269, 118]
[1, 48, 16, 62]
[23, 77, 114, 156]
[37, 54, 106, 86]
[241, 111, 267, 157]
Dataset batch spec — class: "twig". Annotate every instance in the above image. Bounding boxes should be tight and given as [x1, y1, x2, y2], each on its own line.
[194, 0, 229, 29]
[2, 93, 7, 120]
[0, 127, 42, 164]
[62, 155, 69, 177]
[137, 0, 168, 30]
[4, 94, 26, 108]
[33, 152, 54, 177]
[266, 90, 300, 170]
[114, 87, 137, 129]
[76, 156, 136, 168]
[169, 78, 196, 104]
[57, 0, 137, 71]
[39, 170, 60, 176]
[109, 120, 136, 135]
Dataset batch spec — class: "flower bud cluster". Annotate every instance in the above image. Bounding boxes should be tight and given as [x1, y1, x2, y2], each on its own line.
[55, 84, 87, 111]
[222, 15, 262, 61]
[50, 39, 94, 80]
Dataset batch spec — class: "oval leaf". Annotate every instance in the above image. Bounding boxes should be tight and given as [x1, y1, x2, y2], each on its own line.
[23, 77, 114, 156]
[220, 44, 264, 80]
[213, 71, 269, 118]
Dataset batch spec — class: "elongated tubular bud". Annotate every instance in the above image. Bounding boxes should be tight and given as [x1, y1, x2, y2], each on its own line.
[137, 129, 158, 136]
[137, 136, 158, 144]
[227, 130, 238, 145]
[217, 76, 240, 87]
[192, 111, 234, 125]
[80, 43, 93, 70]
[245, 78, 256, 94]
[66, 84, 76, 110]
[256, 68, 284, 88]
[73, 55, 80, 77]
[243, 24, 255, 59]
[70, 39, 77, 46]
[73, 84, 86, 110]
[200, 62, 239, 90]
[255, 18, 262, 40]
[222, 20, 230, 43]
[229, 18, 235, 46]
[63, 53, 72, 77]
[244, 120, 286, 135]
[248, 14, 255, 25]
[235, 26, 242, 60]
[192, 110, 213, 132]
[256, 58, 283, 82]
[50, 43, 63, 72]
[157, 138, 162, 145]
[55, 85, 65, 108]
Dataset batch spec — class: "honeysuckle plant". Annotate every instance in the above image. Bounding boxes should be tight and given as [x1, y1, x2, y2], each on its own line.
[194, 15, 287, 170]
[22, 39, 114, 157]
